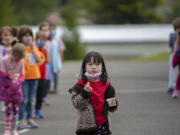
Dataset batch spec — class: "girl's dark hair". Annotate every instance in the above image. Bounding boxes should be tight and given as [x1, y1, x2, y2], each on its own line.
[11, 27, 19, 37]
[173, 17, 180, 31]
[11, 37, 19, 47]
[80, 51, 108, 85]
[11, 26, 19, 47]
[18, 25, 33, 43]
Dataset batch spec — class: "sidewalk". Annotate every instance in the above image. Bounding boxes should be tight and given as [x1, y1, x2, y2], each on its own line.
[87, 43, 169, 59]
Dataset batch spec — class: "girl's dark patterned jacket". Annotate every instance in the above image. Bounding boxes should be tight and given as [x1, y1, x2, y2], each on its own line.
[69, 82, 118, 134]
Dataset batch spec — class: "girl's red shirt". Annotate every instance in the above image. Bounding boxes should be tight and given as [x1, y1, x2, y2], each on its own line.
[78, 79, 109, 126]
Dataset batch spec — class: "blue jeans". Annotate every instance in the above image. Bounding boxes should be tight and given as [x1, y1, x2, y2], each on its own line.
[53, 72, 58, 90]
[19, 79, 38, 120]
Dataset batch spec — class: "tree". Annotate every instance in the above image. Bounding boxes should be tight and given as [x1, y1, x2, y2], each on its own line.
[12, 0, 59, 25]
[76, 0, 165, 24]
[0, 0, 18, 27]
[59, 0, 86, 60]
[169, 0, 180, 20]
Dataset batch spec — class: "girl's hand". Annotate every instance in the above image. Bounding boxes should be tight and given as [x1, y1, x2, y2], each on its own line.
[84, 82, 92, 92]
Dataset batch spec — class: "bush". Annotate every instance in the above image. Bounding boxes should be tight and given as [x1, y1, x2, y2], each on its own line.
[170, 1, 180, 19]
[0, 0, 18, 27]
[60, 0, 87, 60]
[62, 28, 86, 60]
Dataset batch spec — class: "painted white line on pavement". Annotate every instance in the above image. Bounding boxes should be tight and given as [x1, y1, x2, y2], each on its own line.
[0, 122, 30, 134]
[117, 88, 167, 93]
[19, 129, 30, 134]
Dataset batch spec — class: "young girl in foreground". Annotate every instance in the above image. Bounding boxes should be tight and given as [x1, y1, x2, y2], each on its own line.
[69, 51, 118, 135]
[0, 44, 25, 135]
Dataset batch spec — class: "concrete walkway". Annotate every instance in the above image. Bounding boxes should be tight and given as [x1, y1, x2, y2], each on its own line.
[87, 43, 169, 59]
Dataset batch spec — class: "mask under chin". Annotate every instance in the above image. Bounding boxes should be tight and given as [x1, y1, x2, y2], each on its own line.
[84, 72, 102, 78]
[1, 40, 9, 45]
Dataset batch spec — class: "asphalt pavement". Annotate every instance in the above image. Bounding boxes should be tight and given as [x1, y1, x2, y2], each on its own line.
[1, 60, 180, 135]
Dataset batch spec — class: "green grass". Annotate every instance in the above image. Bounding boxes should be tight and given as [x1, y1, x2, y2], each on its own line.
[131, 52, 170, 62]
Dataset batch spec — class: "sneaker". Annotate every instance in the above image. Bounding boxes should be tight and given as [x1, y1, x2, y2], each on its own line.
[17, 120, 30, 130]
[12, 130, 19, 135]
[27, 119, 38, 128]
[3, 130, 11, 135]
[167, 88, 174, 95]
[172, 89, 179, 98]
[35, 110, 44, 118]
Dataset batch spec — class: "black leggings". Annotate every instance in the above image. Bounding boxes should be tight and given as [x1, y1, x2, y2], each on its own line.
[76, 123, 108, 135]
[77, 131, 96, 135]
[43, 79, 50, 98]
[35, 79, 46, 110]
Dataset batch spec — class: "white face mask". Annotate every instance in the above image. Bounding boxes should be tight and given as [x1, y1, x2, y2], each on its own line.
[22, 37, 32, 44]
[84, 71, 102, 79]
[1, 40, 9, 45]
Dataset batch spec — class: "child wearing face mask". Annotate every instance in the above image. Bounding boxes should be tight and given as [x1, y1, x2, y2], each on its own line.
[39, 22, 52, 104]
[34, 31, 50, 118]
[167, 18, 180, 94]
[0, 26, 15, 112]
[0, 26, 14, 59]
[69, 51, 118, 135]
[49, 23, 66, 60]
[39, 22, 65, 95]
[172, 31, 180, 98]
[17, 25, 43, 130]
[49, 23, 66, 94]
[0, 26, 19, 59]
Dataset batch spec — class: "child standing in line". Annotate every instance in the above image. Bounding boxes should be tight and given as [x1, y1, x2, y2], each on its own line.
[0, 43, 26, 135]
[17, 25, 42, 129]
[49, 23, 65, 94]
[172, 31, 180, 98]
[34, 31, 50, 118]
[0, 26, 14, 112]
[39, 22, 52, 104]
[69, 51, 118, 135]
[168, 18, 180, 94]
[0, 26, 19, 63]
